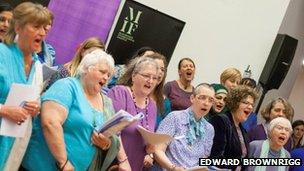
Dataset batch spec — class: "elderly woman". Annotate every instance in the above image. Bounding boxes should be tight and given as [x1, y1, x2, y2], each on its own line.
[164, 57, 195, 111]
[248, 97, 294, 151]
[291, 120, 304, 149]
[205, 83, 228, 121]
[248, 117, 292, 171]
[220, 67, 242, 91]
[108, 57, 159, 171]
[209, 85, 258, 170]
[154, 83, 215, 170]
[22, 49, 128, 171]
[0, 2, 49, 170]
[0, 2, 12, 42]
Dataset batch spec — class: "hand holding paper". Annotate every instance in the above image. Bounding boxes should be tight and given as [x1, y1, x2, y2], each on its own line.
[137, 125, 173, 145]
[97, 109, 144, 137]
[0, 83, 40, 137]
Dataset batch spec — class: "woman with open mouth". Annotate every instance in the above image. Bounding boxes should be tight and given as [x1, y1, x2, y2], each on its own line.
[205, 83, 228, 121]
[209, 85, 258, 171]
[248, 117, 292, 171]
[0, 2, 50, 170]
[0, 2, 12, 42]
[164, 57, 195, 111]
[248, 97, 294, 151]
[108, 57, 159, 171]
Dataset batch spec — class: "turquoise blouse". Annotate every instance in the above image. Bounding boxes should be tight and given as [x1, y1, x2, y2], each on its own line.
[22, 77, 111, 171]
[0, 43, 38, 170]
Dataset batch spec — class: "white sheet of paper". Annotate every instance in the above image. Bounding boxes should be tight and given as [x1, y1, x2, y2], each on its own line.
[0, 83, 40, 137]
[137, 125, 173, 145]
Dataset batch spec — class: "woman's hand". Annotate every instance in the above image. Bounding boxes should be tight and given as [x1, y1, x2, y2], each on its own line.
[145, 144, 156, 154]
[1, 105, 29, 124]
[118, 159, 131, 171]
[61, 160, 74, 171]
[143, 154, 154, 168]
[172, 166, 186, 171]
[23, 101, 40, 117]
[91, 131, 111, 150]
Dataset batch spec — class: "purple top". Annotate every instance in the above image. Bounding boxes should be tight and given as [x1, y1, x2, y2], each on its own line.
[164, 80, 192, 111]
[107, 85, 157, 171]
[157, 108, 214, 168]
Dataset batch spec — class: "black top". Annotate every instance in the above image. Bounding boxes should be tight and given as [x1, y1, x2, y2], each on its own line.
[208, 111, 249, 170]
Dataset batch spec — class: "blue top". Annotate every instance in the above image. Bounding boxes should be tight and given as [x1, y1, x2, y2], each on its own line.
[155, 97, 171, 130]
[0, 43, 38, 170]
[290, 148, 304, 171]
[157, 108, 214, 168]
[37, 41, 56, 66]
[22, 77, 105, 171]
[241, 112, 257, 132]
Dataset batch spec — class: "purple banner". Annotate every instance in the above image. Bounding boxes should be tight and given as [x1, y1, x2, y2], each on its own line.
[46, 0, 121, 64]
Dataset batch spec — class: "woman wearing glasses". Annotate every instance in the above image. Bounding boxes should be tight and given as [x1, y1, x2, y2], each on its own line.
[248, 117, 292, 171]
[108, 57, 159, 171]
[209, 85, 257, 170]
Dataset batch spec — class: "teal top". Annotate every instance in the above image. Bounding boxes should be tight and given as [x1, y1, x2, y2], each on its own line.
[22, 77, 113, 171]
[0, 43, 38, 170]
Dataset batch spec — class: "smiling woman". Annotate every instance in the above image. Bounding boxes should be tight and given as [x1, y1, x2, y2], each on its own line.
[108, 57, 159, 171]
[0, 2, 51, 170]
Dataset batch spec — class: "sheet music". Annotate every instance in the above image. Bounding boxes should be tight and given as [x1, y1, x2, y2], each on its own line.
[0, 83, 40, 137]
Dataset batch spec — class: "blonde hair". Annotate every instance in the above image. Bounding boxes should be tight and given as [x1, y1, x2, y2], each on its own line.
[220, 67, 242, 84]
[145, 52, 167, 113]
[4, 2, 51, 44]
[65, 37, 105, 76]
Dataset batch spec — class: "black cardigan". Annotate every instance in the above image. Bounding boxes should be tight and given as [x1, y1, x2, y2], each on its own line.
[208, 111, 249, 170]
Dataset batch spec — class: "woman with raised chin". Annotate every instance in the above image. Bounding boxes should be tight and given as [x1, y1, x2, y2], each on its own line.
[247, 117, 292, 171]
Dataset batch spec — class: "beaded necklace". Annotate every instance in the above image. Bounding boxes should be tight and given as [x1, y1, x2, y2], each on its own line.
[131, 88, 149, 129]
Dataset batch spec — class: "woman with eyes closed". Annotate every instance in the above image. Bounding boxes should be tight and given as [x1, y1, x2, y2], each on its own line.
[164, 57, 195, 111]
[248, 97, 294, 152]
[108, 57, 159, 171]
[22, 49, 129, 171]
[220, 67, 242, 91]
[209, 85, 258, 171]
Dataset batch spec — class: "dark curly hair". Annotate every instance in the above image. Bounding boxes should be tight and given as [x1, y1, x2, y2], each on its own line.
[226, 85, 258, 113]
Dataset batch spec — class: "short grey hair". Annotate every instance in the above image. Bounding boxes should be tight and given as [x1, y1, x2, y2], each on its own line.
[132, 57, 159, 75]
[76, 49, 115, 76]
[193, 83, 214, 96]
[268, 117, 292, 134]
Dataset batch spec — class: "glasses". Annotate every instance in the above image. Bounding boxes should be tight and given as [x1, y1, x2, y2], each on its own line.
[241, 101, 254, 107]
[274, 125, 291, 132]
[138, 73, 158, 81]
[197, 95, 214, 103]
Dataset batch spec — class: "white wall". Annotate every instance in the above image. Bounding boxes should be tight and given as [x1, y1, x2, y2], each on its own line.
[132, 0, 290, 85]
[257, 0, 304, 122]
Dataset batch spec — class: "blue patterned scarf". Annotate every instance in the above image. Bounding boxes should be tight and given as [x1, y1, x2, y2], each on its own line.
[186, 108, 206, 146]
